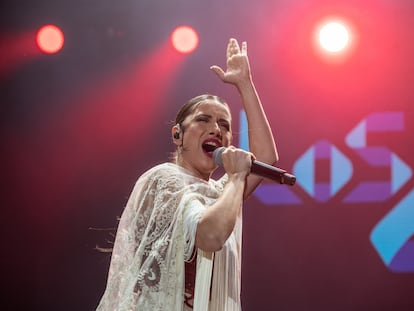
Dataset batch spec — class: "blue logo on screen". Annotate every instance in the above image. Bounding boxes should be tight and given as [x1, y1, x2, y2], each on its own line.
[239, 110, 413, 272]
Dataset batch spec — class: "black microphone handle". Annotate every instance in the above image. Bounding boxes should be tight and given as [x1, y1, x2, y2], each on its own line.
[251, 161, 296, 186]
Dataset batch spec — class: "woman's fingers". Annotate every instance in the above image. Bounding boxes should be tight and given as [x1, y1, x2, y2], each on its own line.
[210, 65, 225, 80]
[241, 41, 247, 55]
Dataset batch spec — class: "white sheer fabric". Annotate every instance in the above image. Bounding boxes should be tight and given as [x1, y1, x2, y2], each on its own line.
[96, 163, 242, 311]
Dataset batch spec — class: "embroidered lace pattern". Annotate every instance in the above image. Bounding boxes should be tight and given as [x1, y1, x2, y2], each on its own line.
[96, 163, 242, 311]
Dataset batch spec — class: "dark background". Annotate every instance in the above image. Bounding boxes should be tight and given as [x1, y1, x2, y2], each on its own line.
[1, 0, 414, 310]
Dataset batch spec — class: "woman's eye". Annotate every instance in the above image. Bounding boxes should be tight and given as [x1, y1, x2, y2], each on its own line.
[220, 123, 230, 130]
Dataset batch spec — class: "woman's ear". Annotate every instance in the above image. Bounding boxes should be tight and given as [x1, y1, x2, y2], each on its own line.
[171, 124, 181, 146]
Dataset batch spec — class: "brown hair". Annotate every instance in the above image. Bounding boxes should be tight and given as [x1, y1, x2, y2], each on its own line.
[174, 94, 230, 130]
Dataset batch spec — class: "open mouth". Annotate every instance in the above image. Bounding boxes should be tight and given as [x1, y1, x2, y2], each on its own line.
[202, 139, 221, 157]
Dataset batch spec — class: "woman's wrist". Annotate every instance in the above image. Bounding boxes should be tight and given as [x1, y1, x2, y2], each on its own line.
[228, 171, 249, 183]
[236, 77, 254, 93]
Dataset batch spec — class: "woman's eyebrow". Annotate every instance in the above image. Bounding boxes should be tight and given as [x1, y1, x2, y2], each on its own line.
[195, 113, 231, 123]
[197, 113, 212, 118]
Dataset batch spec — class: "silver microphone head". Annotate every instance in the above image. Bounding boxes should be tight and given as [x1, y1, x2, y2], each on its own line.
[212, 147, 226, 166]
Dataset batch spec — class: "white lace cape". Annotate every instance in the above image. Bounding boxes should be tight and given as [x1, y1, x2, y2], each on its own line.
[96, 163, 242, 311]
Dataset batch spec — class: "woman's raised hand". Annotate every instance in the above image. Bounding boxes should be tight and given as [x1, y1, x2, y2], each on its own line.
[210, 38, 251, 86]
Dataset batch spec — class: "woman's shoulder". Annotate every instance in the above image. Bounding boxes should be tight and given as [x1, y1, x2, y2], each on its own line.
[129, 163, 184, 195]
[139, 162, 197, 185]
[143, 162, 184, 178]
[139, 162, 226, 190]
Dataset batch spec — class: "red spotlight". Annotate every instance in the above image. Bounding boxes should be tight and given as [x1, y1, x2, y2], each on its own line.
[36, 24, 64, 54]
[171, 26, 199, 54]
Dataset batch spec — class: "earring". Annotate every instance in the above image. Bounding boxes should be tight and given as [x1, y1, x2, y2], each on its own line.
[173, 124, 181, 139]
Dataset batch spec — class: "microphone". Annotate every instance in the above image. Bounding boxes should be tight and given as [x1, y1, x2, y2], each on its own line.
[213, 147, 296, 186]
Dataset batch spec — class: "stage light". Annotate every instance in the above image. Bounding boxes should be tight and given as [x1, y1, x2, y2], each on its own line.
[318, 21, 349, 53]
[171, 26, 199, 54]
[36, 24, 64, 54]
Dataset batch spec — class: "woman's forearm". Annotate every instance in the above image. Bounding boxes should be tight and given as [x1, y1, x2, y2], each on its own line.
[195, 173, 246, 252]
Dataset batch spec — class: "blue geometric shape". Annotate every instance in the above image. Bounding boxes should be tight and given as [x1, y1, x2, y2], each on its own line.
[331, 146, 353, 195]
[367, 111, 404, 131]
[293, 146, 315, 196]
[391, 153, 412, 194]
[344, 111, 411, 205]
[389, 241, 414, 272]
[354, 146, 391, 166]
[345, 120, 366, 148]
[254, 184, 302, 205]
[239, 110, 249, 151]
[314, 182, 331, 202]
[343, 182, 391, 203]
[370, 189, 414, 271]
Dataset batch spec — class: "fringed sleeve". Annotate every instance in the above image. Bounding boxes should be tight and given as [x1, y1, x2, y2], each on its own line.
[96, 163, 221, 311]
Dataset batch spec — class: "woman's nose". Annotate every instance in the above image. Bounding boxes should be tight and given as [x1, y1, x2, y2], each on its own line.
[210, 123, 222, 138]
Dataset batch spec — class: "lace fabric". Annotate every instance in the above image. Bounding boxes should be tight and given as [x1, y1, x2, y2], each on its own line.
[96, 163, 242, 311]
